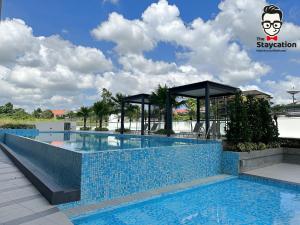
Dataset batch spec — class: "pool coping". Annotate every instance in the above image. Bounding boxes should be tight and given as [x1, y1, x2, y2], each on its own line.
[0, 148, 72, 225]
[0, 142, 81, 205]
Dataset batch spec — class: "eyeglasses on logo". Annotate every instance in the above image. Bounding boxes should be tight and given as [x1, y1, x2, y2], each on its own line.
[256, 4, 297, 52]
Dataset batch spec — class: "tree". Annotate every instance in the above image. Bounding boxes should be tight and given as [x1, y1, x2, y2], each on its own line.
[40, 110, 54, 119]
[126, 104, 140, 129]
[0, 102, 14, 114]
[150, 84, 185, 129]
[32, 108, 42, 118]
[226, 92, 279, 145]
[93, 89, 114, 129]
[93, 101, 111, 128]
[259, 99, 279, 143]
[77, 107, 90, 129]
[226, 91, 250, 143]
[111, 93, 127, 128]
[185, 98, 196, 131]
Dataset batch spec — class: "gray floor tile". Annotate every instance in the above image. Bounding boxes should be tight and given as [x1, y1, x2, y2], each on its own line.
[0, 204, 34, 223]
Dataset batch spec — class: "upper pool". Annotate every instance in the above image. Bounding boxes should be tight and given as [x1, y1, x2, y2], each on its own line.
[30, 132, 203, 153]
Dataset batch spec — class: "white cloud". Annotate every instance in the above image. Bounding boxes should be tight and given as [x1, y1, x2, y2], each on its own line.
[1, 0, 299, 110]
[92, 0, 271, 86]
[103, 0, 119, 5]
[91, 13, 155, 54]
[265, 76, 300, 104]
[0, 19, 113, 110]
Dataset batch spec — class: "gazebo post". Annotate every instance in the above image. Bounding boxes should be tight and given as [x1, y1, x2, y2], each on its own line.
[205, 83, 210, 138]
[148, 104, 151, 133]
[120, 100, 125, 134]
[166, 91, 172, 137]
[196, 97, 200, 123]
[141, 96, 145, 135]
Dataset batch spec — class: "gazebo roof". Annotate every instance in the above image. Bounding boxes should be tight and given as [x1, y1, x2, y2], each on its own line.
[168, 80, 238, 98]
[123, 94, 151, 104]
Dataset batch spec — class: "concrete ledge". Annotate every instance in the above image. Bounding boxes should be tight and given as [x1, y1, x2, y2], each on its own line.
[237, 147, 300, 172]
[0, 143, 80, 204]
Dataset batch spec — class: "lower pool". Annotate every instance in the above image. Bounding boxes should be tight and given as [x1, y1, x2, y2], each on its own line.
[72, 177, 300, 225]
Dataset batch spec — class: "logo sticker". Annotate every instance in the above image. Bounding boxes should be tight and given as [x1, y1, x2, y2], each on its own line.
[256, 5, 297, 52]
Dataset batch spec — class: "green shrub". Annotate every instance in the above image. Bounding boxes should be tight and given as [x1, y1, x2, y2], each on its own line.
[154, 129, 175, 135]
[236, 143, 247, 152]
[80, 127, 91, 131]
[244, 142, 258, 151]
[226, 92, 279, 144]
[0, 124, 36, 129]
[115, 128, 131, 133]
[236, 142, 259, 152]
[94, 127, 109, 131]
[257, 142, 267, 150]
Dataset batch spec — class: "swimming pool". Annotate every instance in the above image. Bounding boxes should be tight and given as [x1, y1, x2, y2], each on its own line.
[31, 132, 201, 152]
[72, 176, 300, 225]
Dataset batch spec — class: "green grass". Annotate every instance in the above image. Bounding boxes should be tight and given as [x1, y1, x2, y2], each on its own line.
[0, 117, 59, 126]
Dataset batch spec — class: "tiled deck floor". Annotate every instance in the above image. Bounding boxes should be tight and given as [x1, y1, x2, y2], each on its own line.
[0, 149, 72, 225]
[244, 163, 300, 184]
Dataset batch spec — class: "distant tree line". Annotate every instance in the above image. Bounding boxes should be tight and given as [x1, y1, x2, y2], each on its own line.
[0, 102, 54, 120]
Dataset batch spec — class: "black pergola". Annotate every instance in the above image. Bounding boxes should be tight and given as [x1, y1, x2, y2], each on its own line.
[166, 81, 239, 137]
[120, 94, 152, 135]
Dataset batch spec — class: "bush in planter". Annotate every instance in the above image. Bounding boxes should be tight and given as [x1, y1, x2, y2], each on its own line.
[115, 128, 131, 133]
[94, 127, 109, 131]
[236, 143, 247, 152]
[236, 142, 259, 152]
[257, 142, 267, 150]
[0, 124, 35, 129]
[154, 129, 175, 135]
[226, 92, 279, 151]
[80, 127, 91, 131]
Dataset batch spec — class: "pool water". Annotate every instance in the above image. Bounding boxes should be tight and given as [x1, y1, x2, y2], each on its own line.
[72, 177, 300, 225]
[31, 132, 199, 152]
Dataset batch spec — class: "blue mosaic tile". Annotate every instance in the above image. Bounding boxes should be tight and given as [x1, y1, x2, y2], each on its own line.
[221, 151, 239, 175]
[60, 141, 223, 209]
[0, 129, 39, 137]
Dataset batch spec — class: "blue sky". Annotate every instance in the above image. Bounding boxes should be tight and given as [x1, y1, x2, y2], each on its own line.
[0, 0, 300, 110]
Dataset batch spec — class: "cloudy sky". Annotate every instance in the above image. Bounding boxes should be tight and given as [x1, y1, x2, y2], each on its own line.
[0, 0, 300, 111]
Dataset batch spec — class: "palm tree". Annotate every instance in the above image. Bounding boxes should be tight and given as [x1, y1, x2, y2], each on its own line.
[185, 98, 196, 131]
[150, 84, 185, 129]
[93, 100, 111, 129]
[77, 107, 90, 129]
[111, 93, 127, 128]
[126, 104, 140, 129]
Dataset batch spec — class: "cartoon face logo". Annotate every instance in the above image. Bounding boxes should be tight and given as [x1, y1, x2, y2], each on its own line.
[261, 5, 283, 40]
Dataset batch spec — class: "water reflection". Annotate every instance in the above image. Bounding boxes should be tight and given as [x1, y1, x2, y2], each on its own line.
[33, 132, 194, 152]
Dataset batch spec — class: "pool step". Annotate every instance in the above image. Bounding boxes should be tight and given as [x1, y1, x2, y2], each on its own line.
[0, 142, 80, 205]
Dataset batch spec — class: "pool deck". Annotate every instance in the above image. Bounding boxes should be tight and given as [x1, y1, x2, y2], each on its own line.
[0, 149, 72, 225]
[243, 163, 300, 185]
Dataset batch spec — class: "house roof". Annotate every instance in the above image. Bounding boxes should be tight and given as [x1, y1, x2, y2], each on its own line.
[243, 90, 272, 98]
[51, 110, 65, 116]
[175, 108, 188, 114]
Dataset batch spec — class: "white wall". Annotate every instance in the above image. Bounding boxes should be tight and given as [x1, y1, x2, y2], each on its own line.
[277, 116, 300, 138]
[35, 121, 76, 132]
